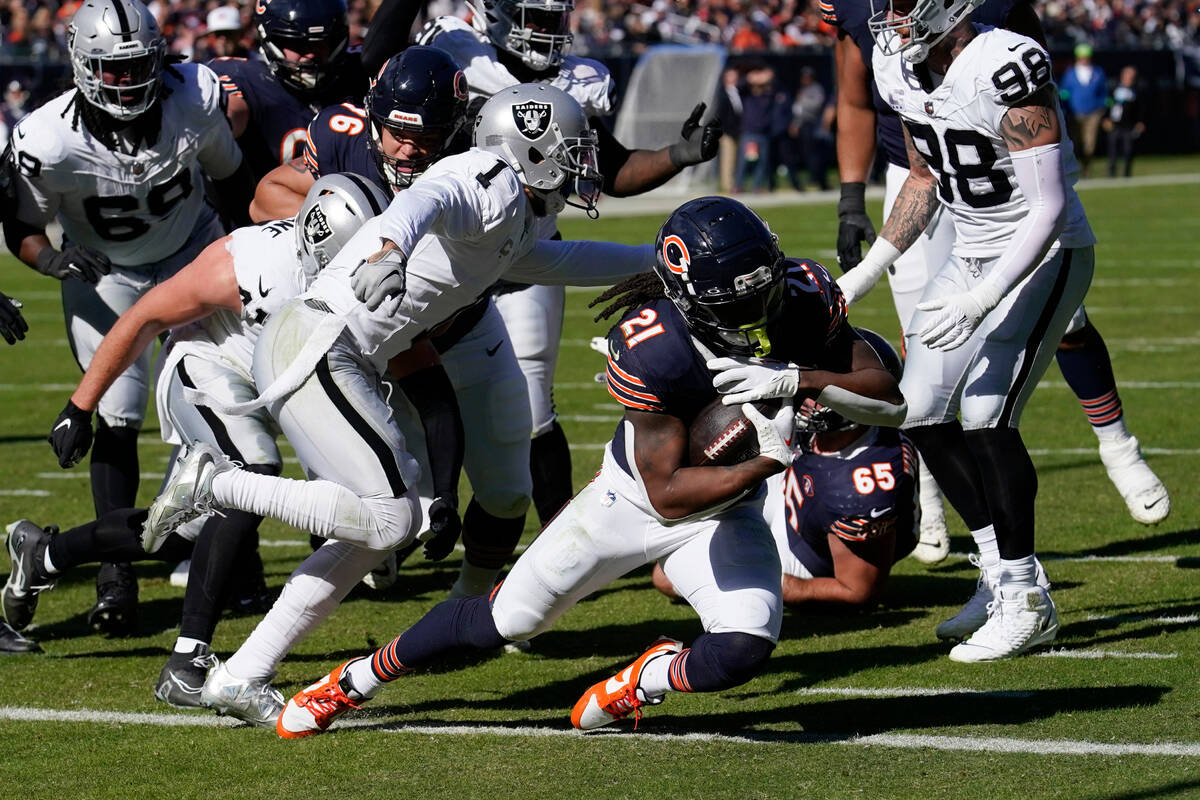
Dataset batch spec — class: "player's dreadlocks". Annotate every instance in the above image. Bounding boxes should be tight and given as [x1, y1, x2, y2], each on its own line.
[589, 272, 665, 323]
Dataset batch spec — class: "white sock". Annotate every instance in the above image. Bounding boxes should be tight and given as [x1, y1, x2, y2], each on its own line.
[1000, 555, 1038, 588]
[1094, 418, 1131, 440]
[917, 459, 945, 521]
[174, 636, 208, 654]
[43, 548, 58, 576]
[635, 651, 677, 698]
[449, 561, 501, 599]
[344, 656, 383, 699]
[970, 524, 1001, 574]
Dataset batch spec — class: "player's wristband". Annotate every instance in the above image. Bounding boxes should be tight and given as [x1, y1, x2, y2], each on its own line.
[837, 182, 868, 217]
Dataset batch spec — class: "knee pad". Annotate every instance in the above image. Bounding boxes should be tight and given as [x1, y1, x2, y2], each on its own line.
[472, 485, 532, 520]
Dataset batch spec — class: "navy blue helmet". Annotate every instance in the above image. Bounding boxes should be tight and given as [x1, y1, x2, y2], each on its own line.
[255, 0, 350, 94]
[365, 46, 469, 191]
[653, 196, 787, 358]
[800, 327, 903, 433]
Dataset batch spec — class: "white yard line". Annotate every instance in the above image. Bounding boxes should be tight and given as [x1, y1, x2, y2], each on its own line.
[35, 472, 165, 480]
[0, 705, 1197, 756]
[948, 552, 1185, 564]
[1084, 613, 1200, 625]
[0, 489, 50, 497]
[796, 687, 1036, 698]
[1036, 649, 1178, 660]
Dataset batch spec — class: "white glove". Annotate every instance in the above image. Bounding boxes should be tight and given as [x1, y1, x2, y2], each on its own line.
[742, 402, 794, 466]
[352, 248, 408, 312]
[915, 283, 1001, 351]
[708, 357, 799, 406]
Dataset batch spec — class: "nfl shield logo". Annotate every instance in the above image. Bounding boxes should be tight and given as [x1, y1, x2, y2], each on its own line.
[924, 101, 934, 115]
[512, 101, 552, 140]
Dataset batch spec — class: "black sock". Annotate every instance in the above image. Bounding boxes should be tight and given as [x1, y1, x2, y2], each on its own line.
[369, 595, 506, 681]
[460, 498, 525, 570]
[89, 422, 140, 515]
[1056, 322, 1124, 429]
[47, 508, 192, 571]
[905, 421, 992, 530]
[530, 421, 573, 525]
[670, 632, 775, 693]
[964, 428, 1038, 560]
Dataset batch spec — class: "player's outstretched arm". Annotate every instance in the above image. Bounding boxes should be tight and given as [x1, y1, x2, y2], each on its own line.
[796, 337, 906, 427]
[835, 31, 878, 272]
[505, 238, 654, 286]
[593, 103, 720, 197]
[629, 409, 783, 521]
[251, 158, 315, 223]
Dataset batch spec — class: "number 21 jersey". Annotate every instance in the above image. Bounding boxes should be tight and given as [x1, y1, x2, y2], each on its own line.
[872, 26, 1094, 258]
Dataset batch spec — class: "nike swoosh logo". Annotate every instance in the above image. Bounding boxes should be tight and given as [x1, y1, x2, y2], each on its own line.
[1143, 497, 1165, 510]
[486, 341, 503, 357]
[258, 276, 271, 298]
[1008, 43, 1022, 51]
[605, 665, 634, 694]
[869, 507, 889, 519]
[54, 419, 71, 432]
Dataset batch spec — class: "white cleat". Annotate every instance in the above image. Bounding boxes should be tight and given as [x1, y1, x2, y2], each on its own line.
[936, 555, 996, 641]
[949, 585, 1059, 662]
[911, 512, 951, 565]
[361, 551, 397, 591]
[1098, 434, 1170, 525]
[143, 443, 233, 554]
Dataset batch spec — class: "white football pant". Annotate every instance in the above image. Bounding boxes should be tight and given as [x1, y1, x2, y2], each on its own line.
[492, 283, 565, 438]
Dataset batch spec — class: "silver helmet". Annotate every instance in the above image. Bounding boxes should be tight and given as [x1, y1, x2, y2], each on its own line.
[868, 0, 985, 63]
[68, 0, 166, 120]
[467, 0, 574, 72]
[473, 83, 601, 217]
[295, 172, 390, 280]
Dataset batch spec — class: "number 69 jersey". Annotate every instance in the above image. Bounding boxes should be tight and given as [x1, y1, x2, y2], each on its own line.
[7, 62, 243, 268]
[872, 26, 1094, 259]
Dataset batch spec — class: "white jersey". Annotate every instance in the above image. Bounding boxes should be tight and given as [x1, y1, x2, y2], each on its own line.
[872, 27, 1095, 258]
[9, 62, 244, 269]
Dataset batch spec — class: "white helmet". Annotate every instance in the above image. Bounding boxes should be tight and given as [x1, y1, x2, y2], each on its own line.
[68, 0, 166, 120]
[467, 0, 574, 72]
[295, 172, 390, 280]
[473, 83, 601, 217]
[868, 0, 985, 63]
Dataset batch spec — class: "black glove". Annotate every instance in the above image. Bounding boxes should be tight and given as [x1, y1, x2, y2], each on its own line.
[49, 400, 93, 468]
[35, 244, 111, 284]
[836, 182, 877, 273]
[0, 292, 28, 345]
[420, 496, 462, 561]
[668, 102, 722, 168]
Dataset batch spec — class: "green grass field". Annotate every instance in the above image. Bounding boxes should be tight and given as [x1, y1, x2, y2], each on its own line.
[1, 163, 1198, 799]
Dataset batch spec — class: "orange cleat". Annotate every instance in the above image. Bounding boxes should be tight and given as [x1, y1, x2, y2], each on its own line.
[570, 637, 682, 731]
[276, 660, 364, 739]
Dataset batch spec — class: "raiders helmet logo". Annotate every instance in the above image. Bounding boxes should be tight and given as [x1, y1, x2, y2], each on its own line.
[661, 234, 691, 276]
[303, 205, 332, 245]
[512, 101, 551, 140]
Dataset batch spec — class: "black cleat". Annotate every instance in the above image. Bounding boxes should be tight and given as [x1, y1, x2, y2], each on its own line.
[89, 561, 139, 636]
[155, 643, 219, 708]
[0, 620, 40, 654]
[3, 520, 57, 630]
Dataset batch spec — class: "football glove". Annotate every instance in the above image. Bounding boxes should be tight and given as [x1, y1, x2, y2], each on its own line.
[836, 182, 876, 273]
[35, 244, 111, 284]
[915, 283, 1002, 351]
[0, 292, 27, 345]
[743, 402, 794, 467]
[668, 102, 722, 168]
[708, 357, 800, 406]
[49, 400, 93, 468]
[418, 495, 462, 561]
[352, 247, 407, 312]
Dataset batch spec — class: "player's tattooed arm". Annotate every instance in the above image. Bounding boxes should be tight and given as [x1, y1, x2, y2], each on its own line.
[1000, 85, 1062, 151]
[630, 409, 782, 520]
[876, 126, 940, 252]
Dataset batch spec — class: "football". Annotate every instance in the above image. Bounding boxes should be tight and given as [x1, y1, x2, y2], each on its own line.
[688, 398, 780, 467]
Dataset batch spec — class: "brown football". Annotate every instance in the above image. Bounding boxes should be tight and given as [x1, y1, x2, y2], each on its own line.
[688, 398, 780, 467]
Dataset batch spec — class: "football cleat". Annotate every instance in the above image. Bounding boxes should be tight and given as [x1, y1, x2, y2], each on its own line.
[361, 551, 398, 591]
[0, 620, 40, 654]
[201, 663, 285, 728]
[277, 660, 366, 738]
[1098, 434, 1170, 525]
[949, 585, 1059, 662]
[571, 637, 682, 731]
[911, 509, 950, 565]
[155, 643, 220, 709]
[144, 443, 233, 553]
[89, 561, 139, 636]
[3, 520, 57, 630]
[935, 554, 995, 641]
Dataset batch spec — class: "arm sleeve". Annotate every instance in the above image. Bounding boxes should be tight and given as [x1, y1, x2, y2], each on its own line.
[394, 363, 464, 500]
[504, 239, 655, 286]
[360, 0, 425, 74]
[593, 119, 634, 195]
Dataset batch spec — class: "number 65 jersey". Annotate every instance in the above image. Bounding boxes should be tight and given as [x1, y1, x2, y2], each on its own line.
[872, 26, 1094, 259]
[7, 62, 243, 269]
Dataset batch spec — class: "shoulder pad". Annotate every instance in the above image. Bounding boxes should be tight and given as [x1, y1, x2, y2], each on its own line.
[974, 29, 1053, 105]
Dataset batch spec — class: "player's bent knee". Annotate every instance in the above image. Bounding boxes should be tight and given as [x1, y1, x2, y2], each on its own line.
[473, 487, 532, 520]
[361, 493, 421, 550]
[689, 632, 776, 691]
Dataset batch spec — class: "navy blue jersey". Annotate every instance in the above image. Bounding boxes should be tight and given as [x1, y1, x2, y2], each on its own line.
[605, 259, 852, 476]
[302, 103, 388, 193]
[207, 54, 369, 182]
[781, 426, 918, 577]
[821, 0, 1024, 168]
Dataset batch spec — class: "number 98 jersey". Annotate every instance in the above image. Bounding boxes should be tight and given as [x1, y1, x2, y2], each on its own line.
[7, 62, 244, 268]
[871, 27, 1094, 259]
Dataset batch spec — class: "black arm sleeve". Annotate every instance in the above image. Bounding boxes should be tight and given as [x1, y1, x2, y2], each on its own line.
[208, 159, 255, 229]
[593, 118, 635, 196]
[361, 0, 425, 75]
[395, 362, 464, 501]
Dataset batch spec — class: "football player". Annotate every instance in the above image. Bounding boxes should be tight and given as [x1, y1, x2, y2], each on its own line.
[16, 176, 392, 712]
[268, 196, 905, 737]
[3, 0, 254, 636]
[349, 0, 721, 548]
[839, 0, 1095, 660]
[138, 84, 654, 728]
[208, 0, 371, 183]
[650, 329, 918, 609]
[829, 0, 1169, 557]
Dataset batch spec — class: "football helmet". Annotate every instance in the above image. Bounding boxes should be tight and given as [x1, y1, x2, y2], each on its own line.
[652, 196, 786, 358]
[366, 46, 470, 192]
[68, 0, 166, 120]
[474, 82, 601, 216]
[255, 0, 350, 94]
[467, 0, 574, 72]
[868, 0, 985, 63]
[295, 172, 389, 280]
[799, 327, 904, 433]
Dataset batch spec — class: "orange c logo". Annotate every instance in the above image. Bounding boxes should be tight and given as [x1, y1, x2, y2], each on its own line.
[662, 235, 690, 275]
